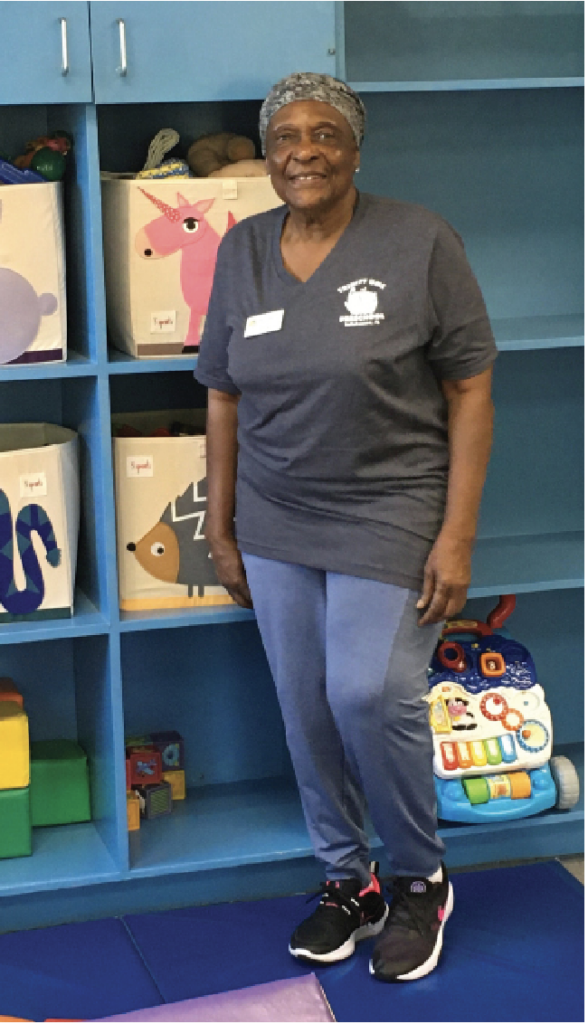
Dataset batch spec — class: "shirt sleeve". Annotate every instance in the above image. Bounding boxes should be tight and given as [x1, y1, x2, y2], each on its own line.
[426, 219, 498, 381]
[193, 236, 241, 395]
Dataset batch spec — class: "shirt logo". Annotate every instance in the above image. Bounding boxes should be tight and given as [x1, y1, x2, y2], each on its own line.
[338, 278, 386, 327]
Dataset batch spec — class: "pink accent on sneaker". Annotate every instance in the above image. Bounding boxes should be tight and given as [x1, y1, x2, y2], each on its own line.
[359, 873, 381, 897]
[438, 906, 445, 922]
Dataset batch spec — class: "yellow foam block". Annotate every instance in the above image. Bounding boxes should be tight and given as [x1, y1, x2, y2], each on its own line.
[0, 701, 29, 790]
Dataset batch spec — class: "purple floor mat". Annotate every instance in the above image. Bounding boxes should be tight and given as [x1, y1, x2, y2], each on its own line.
[93, 974, 334, 1022]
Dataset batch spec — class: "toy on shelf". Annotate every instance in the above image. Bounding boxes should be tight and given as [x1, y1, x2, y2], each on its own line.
[135, 128, 191, 181]
[0, 679, 31, 859]
[125, 730, 185, 830]
[11, 131, 73, 182]
[134, 780, 173, 820]
[0, 158, 45, 185]
[427, 595, 580, 823]
[127, 744, 163, 786]
[187, 131, 267, 178]
[30, 739, 92, 827]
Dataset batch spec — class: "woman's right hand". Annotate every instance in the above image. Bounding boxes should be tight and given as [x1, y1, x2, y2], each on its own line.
[207, 533, 253, 609]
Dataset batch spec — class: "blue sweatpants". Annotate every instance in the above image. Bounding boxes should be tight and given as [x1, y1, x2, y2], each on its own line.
[242, 553, 446, 887]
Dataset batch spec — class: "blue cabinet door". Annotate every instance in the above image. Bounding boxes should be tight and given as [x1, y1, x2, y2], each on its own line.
[0, 2, 92, 104]
[90, 1, 336, 103]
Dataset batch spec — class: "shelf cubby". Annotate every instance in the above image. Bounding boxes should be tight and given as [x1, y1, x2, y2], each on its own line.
[357, 88, 583, 328]
[0, 634, 125, 896]
[344, 2, 584, 87]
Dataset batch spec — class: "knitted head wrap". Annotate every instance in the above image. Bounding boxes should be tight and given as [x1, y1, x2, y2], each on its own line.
[259, 72, 366, 155]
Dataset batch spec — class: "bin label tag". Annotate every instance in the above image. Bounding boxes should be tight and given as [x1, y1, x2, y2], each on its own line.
[150, 311, 177, 333]
[20, 472, 47, 498]
[127, 456, 154, 478]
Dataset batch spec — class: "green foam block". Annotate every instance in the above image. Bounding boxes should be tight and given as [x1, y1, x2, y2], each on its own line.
[0, 787, 32, 858]
[30, 739, 92, 827]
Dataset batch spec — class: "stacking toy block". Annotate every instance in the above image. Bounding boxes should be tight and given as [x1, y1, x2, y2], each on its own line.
[135, 780, 172, 819]
[128, 747, 162, 786]
[163, 769, 186, 800]
[150, 730, 184, 771]
[127, 790, 141, 831]
[30, 739, 91, 826]
[0, 786, 31, 858]
[0, 701, 29, 790]
[125, 735, 151, 751]
[0, 678, 23, 706]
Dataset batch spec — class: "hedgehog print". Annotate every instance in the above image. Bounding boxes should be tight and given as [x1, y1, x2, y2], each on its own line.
[127, 480, 221, 598]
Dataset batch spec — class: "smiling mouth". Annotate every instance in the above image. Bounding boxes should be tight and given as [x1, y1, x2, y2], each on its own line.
[289, 173, 326, 183]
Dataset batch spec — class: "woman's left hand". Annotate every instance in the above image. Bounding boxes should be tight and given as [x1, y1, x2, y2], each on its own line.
[416, 530, 472, 626]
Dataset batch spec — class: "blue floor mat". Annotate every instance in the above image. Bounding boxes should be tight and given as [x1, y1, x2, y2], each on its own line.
[0, 861, 583, 1022]
[0, 917, 163, 1022]
[123, 861, 584, 1023]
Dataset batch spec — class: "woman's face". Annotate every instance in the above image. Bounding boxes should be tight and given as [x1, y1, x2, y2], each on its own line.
[265, 100, 360, 216]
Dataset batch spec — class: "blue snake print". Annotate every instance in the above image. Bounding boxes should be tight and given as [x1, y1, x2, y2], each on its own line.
[0, 489, 61, 615]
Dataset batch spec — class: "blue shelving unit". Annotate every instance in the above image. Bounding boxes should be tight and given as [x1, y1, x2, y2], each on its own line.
[0, 1, 582, 935]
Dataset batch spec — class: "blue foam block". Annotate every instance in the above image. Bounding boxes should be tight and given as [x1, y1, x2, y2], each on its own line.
[123, 862, 584, 1023]
[0, 917, 163, 1022]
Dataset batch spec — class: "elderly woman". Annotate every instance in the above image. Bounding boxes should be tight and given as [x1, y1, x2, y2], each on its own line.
[195, 73, 496, 982]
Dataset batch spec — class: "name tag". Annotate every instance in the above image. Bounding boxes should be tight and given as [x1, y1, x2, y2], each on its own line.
[244, 309, 284, 338]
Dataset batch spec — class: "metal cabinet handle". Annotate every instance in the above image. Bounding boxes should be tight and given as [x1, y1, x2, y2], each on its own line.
[117, 18, 128, 76]
[59, 18, 69, 76]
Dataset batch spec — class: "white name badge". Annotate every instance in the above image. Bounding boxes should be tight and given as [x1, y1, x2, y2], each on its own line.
[244, 309, 284, 338]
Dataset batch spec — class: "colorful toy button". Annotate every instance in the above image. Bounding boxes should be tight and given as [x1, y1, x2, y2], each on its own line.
[456, 742, 473, 769]
[498, 734, 518, 763]
[480, 652, 506, 678]
[440, 742, 459, 771]
[470, 740, 488, 766]
[480, 692, 508, 721]
[437, 640, 467, 672]
[484, 737, 503, 765]
[517, 720, 549, 753]
[501, 708, 525, 732]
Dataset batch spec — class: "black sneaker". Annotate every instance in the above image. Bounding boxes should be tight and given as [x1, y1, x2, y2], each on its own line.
[289, 865, 388, 964]
[370, 863, 453, 982]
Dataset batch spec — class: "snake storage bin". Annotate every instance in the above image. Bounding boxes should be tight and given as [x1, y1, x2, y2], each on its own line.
[112, 409, 232, 612]
[0, 424, 79, 621]
[101, 174, 281, 358]
[0, 182, 67, 366]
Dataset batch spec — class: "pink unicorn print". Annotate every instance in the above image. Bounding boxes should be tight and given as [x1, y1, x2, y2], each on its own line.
[135, 190, 235, 350]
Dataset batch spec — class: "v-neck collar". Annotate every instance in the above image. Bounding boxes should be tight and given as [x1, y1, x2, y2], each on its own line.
[271, 190, 369, 288]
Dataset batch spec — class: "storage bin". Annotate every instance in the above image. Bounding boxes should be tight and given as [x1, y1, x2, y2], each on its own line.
[0, 182, 67, 365]
[0, 424, 79, 621]
[112, 410, 232, 611]
[101, 174, 282, 358]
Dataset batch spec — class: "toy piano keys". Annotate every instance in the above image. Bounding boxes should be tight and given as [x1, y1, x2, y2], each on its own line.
[427, 595, 580, 823]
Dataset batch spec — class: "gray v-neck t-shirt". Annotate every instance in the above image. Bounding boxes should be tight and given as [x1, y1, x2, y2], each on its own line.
[195, 192, 497, 589]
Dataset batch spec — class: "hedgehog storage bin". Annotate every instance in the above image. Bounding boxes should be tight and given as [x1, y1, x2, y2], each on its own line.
[0, 183, 67, 365]
[0, 424, 79, 621]
[112, 410, 232, 612]
[101, 174, 282, 359]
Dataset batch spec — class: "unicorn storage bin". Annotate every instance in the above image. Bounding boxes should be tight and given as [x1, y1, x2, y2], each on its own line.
[0, 184, 67, 365]
[112, 410, 233, 612]
[101, 175, 282, 358]
[0, 424, 79, 621]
